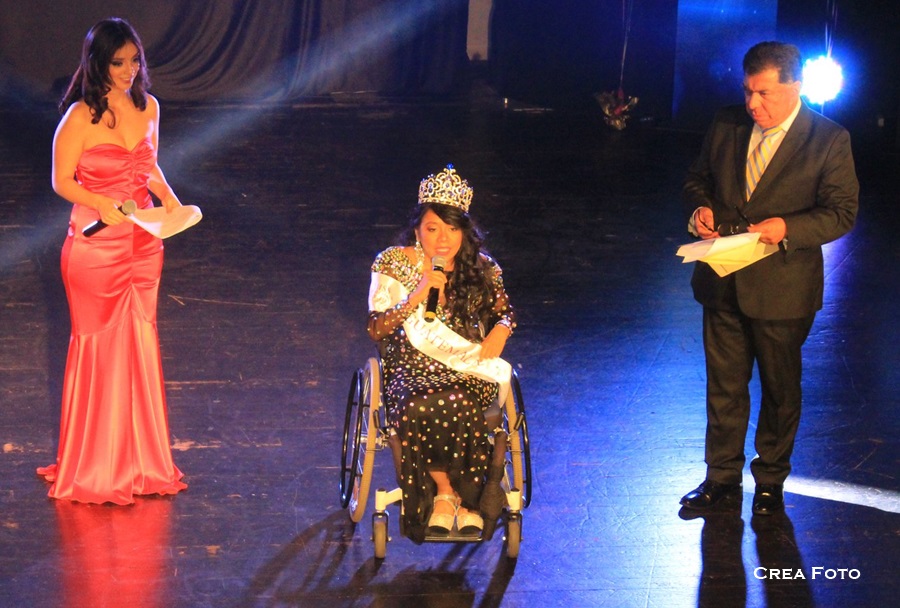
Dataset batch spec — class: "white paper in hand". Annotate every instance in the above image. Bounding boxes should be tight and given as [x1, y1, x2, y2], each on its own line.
[127, 205, 202, 239]
[676, 232, 778, 277]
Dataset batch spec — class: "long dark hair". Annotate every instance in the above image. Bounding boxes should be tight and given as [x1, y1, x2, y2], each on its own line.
[402, 203, 496, 341]
[59, 18, 150, 124]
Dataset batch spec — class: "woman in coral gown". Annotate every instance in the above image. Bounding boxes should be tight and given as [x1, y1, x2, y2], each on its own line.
[37, 18, 187, 504]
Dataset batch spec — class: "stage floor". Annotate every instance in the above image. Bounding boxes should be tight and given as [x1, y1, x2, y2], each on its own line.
[1, 96, 898, 607]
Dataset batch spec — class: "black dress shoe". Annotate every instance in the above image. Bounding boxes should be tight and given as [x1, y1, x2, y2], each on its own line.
[680, 480, 742, 510]
[752, 484, 784, 516]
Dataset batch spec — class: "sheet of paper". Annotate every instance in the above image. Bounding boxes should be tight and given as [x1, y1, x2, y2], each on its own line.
[676, 232, 760, 262]
[127, 205, 203, 239]
[706, 241, 779, 276]
[676, 232, 778, 277]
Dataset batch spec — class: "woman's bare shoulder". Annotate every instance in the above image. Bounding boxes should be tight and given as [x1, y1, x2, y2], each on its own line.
[146, 94, 160, 114]
[61, 101, 93, 125]
[55, 102, 94, 143]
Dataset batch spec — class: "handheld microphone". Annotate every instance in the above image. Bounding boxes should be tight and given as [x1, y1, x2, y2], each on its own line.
[423, 255, 446, 323]
[82, 199, 137, 237]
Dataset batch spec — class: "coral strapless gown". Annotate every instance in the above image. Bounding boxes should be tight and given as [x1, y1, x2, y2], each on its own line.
[37, 138, 187, 504]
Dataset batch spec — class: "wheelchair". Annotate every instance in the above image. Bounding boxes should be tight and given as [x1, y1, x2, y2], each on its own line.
[339, 356, 532, 559]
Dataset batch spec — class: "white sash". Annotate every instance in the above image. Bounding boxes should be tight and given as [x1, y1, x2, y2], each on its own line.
[369, 272, 511, 406]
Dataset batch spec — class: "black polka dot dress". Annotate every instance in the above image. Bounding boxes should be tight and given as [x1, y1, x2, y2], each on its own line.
[368, 246, 516, 542]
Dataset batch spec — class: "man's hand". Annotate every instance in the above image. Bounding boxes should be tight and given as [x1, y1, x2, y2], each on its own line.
[749, 217, 787, 244]
[694, 207, 718, 239]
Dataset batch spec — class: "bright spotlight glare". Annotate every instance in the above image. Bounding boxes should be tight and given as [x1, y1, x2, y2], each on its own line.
[801, 56, 844, 104]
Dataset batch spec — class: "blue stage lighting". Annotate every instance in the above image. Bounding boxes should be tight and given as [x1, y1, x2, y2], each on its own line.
[801, 55, 843, 105]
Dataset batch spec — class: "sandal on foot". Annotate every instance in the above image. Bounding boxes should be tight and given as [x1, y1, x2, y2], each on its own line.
[456, 508, 484, 536]
[427, 494, 458, 535]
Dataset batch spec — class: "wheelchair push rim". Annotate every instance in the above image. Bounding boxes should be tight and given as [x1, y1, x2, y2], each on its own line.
[506, 369, 533, 509]
[339, 359, 381, 522]
[339, 368, 363, 509]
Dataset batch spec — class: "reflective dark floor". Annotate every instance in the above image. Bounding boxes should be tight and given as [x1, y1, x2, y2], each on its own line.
[1, 92, 898, 608]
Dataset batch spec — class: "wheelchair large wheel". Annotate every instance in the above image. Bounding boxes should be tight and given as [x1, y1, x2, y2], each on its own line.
[339, 357, 381, 522]
[504, 370, 532, 508]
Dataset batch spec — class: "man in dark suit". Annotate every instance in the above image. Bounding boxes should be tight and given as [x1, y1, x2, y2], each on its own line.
[679, 42, 859, 515]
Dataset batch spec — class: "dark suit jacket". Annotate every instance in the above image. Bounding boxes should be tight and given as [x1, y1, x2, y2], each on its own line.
[683, 102, 859, 320]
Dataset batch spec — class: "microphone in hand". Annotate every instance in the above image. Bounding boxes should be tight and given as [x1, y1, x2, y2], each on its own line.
[423, 255, 446, 323]
[83, 199, 137, 237]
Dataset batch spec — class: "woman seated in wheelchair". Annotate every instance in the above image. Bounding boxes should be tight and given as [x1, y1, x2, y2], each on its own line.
[367, 165, 516, 543]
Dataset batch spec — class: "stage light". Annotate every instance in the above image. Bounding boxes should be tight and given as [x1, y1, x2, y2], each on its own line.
[801, 55, 844, 105]
[745, 473, 900, 513]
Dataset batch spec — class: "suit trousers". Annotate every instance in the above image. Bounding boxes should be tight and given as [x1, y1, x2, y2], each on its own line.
[702, 306, 815, 486]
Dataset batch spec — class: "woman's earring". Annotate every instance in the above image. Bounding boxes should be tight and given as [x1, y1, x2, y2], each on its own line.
[414, 240, 424, 272]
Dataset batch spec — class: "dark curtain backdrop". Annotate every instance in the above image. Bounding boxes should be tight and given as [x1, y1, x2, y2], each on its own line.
[488, 0, 678, 118]
[0, 0, 470, 103]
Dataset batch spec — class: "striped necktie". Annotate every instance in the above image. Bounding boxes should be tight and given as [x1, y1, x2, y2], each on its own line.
[745, 126, 781, 200]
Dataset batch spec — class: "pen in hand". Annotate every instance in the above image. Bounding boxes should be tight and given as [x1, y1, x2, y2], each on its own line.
[695, 208, 715, 234]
